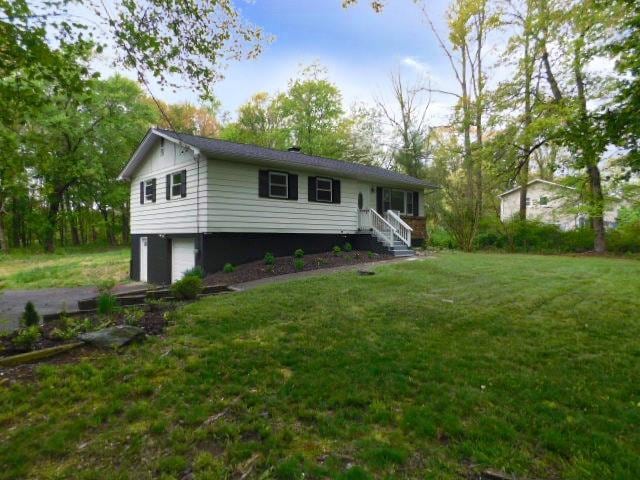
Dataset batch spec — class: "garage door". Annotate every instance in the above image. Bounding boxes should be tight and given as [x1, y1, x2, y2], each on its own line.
[171, 238, 195, 283]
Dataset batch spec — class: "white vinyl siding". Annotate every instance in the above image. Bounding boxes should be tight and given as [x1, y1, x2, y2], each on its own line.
[206, 158, 359, 233]
[130, 141, 207, 234]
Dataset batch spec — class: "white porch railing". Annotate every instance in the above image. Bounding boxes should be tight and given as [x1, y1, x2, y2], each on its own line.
[385, 210, 413, 247]
[358, 208, 396, 247]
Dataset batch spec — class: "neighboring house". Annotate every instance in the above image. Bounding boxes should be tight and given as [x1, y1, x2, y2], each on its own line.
[119, 128, 436, 284]
[498, 179, 621, 230]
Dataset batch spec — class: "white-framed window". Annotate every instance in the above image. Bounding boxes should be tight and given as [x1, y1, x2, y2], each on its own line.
[269, 171, 288, 199]
[385, 188, 416, 216]
[145, 179, 155, 202]
[171, 172, 183, 197]
[539, 196, 549, 206]
[525, 197, 531, 207]
[316, 177, 333, 202]
[160, 137, 165, 156]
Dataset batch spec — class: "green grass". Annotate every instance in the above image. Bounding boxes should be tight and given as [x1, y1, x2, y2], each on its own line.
[1, 252, 640, 479]
[0, 246, 130, 290]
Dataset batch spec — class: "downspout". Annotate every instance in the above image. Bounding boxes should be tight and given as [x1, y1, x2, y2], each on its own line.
[194, 149, 202, 268]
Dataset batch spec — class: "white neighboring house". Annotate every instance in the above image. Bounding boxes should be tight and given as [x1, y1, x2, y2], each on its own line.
[498, 179, 620, 230]
[119, 128, 436, 284]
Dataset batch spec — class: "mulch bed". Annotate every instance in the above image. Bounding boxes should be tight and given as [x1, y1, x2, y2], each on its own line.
[204, 250, 393, 286]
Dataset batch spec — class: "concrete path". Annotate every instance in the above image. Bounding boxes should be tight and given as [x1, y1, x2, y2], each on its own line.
[0, 283, 145, 333]
[229, 255, 430, 291]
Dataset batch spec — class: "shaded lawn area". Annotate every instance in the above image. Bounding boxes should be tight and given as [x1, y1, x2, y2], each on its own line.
[1, 252, 639, 479]
[0, 246, 130, 290]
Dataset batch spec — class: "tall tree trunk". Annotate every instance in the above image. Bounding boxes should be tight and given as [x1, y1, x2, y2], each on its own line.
[574, 42, 606, 253]
[44, 196, 62, 253]
[519, 24, 534, 220]
[66, 195, 81, 246]
[0, 199, 9, 252]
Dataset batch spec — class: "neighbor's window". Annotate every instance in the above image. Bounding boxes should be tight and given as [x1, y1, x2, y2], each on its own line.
[316, 177, 332, 202]
[540, 196, 548, 206]
[145, 179, 155, 202]
[171, 172, 183, 197]
[269, 171, 288, 198]
[525, 197, 531, 206]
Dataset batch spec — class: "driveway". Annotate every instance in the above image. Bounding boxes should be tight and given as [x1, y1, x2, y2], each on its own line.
[0, 284, 145, 333]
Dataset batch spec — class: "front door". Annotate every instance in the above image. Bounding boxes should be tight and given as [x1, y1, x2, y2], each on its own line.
[171, 237, 195, 283]
[140, 237, 148, 282]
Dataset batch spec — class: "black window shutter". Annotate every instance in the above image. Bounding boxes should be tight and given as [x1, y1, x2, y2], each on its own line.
[258, 170, 269, 197]
[376, 187, 382, 212]
[413, 191, 419, 216]
[140, 181, 145, 204]
[181, 169, 187, 197]
[166, 174, 171, 200]
[288, 174, 298, 200]
[308, 176, 317, 202]
[332, 179, 341, 204]
[151, 178, 156, 203]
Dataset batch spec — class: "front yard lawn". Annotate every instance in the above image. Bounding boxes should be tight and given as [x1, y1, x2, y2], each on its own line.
[0, 246, 130, 290]
[1, 252, 639, 479]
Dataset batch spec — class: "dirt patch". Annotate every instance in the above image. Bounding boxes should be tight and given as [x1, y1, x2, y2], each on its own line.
[204, 250, 392, 285]
[0, 345, 103, 385]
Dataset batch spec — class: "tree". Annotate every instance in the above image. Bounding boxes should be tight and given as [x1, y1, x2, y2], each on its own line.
[377, 73, 432, 177]
[1, 0, 268, 102]
[219, 92, 289, 149]
[606, 0, 640, 172]
[281, 66, 345, 157]
[154, 100, 221, 137]
[537, 0, 623, 252]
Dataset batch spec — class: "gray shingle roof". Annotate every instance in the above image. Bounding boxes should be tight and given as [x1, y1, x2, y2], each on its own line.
[156, 128, 436, 189]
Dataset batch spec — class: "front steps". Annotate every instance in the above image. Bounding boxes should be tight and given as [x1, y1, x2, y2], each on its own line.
[389, 239, 415, 257]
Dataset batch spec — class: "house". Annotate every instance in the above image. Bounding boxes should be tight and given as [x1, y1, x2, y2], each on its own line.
[498, 179, 620, 230]
[118, 128, 437, 284]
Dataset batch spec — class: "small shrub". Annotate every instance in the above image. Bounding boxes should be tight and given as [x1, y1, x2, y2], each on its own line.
[223, 263, 235, 273]
[182, 265, 205, 279]
[367, 250, 375, 259]
[264, 252, 275, 265]
[50, 316, 95, 340]
[97, 292, 119, 315]
[170, 275, 203, 300]
[294, 258, 304, 271]
[21, 301, 40, 327]
[332, 245, 342, 256]
[13, 326, 41, 351]
[123, 307, 145, 326]
[343, 242, 352, 252]
[294, 248, 304, 258]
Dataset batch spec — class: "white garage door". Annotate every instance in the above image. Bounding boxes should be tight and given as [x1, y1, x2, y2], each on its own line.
[171, 238, 195, 283]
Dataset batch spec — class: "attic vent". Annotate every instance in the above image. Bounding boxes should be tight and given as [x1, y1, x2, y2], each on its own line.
[288, 146, 301, 152]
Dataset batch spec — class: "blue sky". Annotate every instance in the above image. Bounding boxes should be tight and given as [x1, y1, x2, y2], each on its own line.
[115, 0, 458, 122]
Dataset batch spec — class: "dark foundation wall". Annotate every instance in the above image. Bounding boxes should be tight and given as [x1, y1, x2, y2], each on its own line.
[130, 232, 390, 283]
[201, 232, 384, 273]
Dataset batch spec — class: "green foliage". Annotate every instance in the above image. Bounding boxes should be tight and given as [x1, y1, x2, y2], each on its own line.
[428, 227, 456, 250]
[332, 245, 342, 256]
[607, 221, 640, 254]
[264, 252, 275, 265]
[182, 266, 205, 279]
[123, 307, 145, 326]
[21, 301, 40, 327]
[343, 242, 352, 252]
[50, 316, 94, 341]
[367, 251, 374, 259]
[223, 263, 235, 273]
[97, 279, 116, 293]
[97, 293, 119, 315]
[170, 276, 203, 300]
[294, 258, 304, 271]
[294, 248, 304, 258]
[13, 326, 41, 351]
